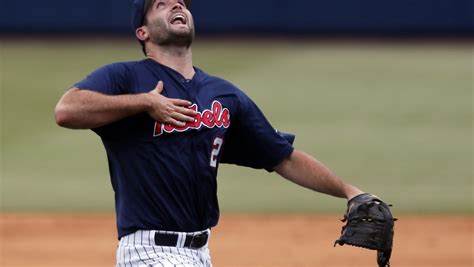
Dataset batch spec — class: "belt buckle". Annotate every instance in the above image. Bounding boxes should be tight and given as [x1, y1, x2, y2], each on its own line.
[188, 232, 207, 249]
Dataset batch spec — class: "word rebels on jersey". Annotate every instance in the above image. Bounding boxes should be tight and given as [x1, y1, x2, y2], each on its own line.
[154, 101, 231, 136]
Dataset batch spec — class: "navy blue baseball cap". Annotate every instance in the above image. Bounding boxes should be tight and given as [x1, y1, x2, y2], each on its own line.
[132, 0, 192, 30]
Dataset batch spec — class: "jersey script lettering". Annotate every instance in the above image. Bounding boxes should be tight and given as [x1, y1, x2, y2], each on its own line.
[154, 100, 231, 136]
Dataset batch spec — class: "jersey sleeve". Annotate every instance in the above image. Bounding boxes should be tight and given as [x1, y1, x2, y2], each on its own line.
[73, 63, 132, 136]
[220, 91, 295, 171]
[74, 63, 130, 95]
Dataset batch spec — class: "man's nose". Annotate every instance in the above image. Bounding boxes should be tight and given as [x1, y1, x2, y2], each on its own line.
[172, 2, 184, 11]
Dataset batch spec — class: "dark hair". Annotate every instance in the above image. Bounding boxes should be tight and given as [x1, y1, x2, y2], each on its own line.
[139, 0, 153, 55]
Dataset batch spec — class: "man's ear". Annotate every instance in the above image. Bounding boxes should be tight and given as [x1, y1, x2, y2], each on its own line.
[136, 26, 149, 42]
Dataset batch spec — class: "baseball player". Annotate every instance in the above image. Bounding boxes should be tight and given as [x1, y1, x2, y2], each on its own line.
[54, 0, 365, 266]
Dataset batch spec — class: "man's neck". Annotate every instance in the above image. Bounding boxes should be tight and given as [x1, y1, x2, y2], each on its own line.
[147, 45, 195, 80]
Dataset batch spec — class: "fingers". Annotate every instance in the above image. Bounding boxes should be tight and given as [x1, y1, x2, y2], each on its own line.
[150, 82, 192, 108]
[147, 81, 198, 125]
[149, 103, 197, 126]
[175, 106, 197, 116]
[171, 111, 196, 123]
[154, 81, 164, 94]
[159, 105, 196, 126]
[165, 118, 187, 127]
[152, 81, 193, 107]
[171, 98, 193, 107]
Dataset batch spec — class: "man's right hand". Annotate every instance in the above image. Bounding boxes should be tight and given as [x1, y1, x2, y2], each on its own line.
[145, 81, 197, 127]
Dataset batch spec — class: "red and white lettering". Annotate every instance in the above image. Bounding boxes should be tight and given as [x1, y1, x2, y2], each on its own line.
[154, 101, 231, 137]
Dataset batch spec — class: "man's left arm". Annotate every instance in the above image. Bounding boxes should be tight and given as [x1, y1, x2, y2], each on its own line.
[273, 149, 364, 200]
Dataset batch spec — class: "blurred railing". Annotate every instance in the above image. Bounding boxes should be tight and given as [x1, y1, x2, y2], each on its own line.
[0, 0, 472, 36]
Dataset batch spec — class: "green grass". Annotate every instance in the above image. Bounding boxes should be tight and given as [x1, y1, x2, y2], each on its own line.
[1, 38, 472, 213]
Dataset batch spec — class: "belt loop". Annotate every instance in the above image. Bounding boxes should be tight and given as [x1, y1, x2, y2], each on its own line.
[176, 232, 181, 248]
[188, 234, 196, 248]
[149, 230, 155, 246]
[178, 232, 186, 248]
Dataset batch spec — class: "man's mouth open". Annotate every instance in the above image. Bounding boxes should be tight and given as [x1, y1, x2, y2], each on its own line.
[170, 14, 187, 25]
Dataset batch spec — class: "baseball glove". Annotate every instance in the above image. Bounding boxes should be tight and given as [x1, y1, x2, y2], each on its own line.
[334, 193, 396, 267]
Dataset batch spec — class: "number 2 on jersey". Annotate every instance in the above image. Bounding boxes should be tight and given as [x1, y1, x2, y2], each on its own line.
[210, 137, 224, 167]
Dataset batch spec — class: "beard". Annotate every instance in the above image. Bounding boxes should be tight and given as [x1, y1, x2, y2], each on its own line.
[148, 18, 195, 48]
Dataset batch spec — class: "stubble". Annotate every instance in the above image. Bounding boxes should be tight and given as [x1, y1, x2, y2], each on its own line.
[147, 17, 195, 48]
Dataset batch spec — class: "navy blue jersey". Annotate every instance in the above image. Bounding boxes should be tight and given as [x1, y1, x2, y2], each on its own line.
[75, 59, 294, 239]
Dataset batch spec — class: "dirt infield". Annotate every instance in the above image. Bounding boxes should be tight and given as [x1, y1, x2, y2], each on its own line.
[0, 214, 472, 267]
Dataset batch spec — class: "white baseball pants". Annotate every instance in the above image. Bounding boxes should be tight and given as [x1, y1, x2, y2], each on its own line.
[116, 230, 212, 267]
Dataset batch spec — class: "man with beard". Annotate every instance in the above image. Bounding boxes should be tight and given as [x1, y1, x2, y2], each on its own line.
[54, 0, 364, 266]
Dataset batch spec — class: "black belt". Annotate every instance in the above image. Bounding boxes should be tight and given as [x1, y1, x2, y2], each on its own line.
[154, 231, 209, 249]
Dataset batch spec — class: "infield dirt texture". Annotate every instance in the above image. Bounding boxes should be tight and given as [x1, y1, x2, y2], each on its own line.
[1, 213, 473, 266]
[1, 39, 472, 266]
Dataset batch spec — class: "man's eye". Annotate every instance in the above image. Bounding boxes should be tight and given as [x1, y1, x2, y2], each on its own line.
[157, 2, 165, 7]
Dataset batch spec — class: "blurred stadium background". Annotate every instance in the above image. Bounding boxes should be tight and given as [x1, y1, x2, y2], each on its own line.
[1, 0, 472, 214]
